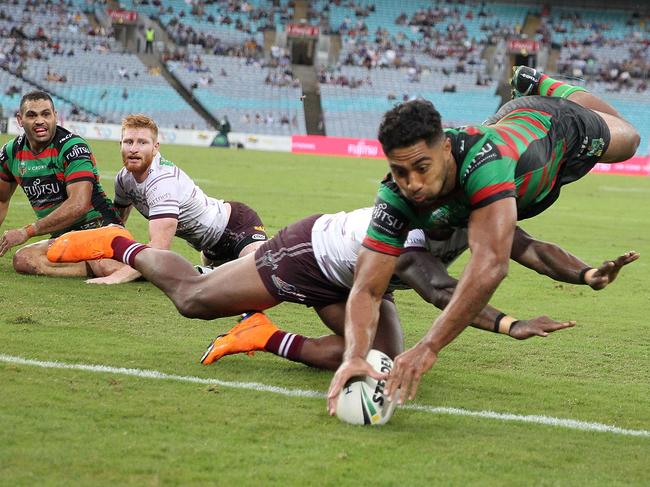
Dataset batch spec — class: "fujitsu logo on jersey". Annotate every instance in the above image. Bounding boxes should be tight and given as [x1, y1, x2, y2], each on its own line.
[371, 201, 406, 237]
[23, 178, 62, 198]
[65, 144, 91, 161]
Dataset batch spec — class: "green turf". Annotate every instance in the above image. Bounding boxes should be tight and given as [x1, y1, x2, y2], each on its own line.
[0, 135, 648, 486]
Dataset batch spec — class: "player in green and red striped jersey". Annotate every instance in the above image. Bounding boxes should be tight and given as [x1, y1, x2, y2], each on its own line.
[0, 91, 125, 277]
[327, 66, 641, 413]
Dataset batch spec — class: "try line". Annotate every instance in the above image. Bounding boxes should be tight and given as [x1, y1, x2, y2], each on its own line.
[1, 353, 648, 438]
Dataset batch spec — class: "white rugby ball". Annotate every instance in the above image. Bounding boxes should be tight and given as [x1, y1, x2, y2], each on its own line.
[335, 349, 397, 425]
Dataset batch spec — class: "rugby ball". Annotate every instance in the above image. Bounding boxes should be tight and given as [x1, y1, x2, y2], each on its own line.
[335, 349, 397, 425]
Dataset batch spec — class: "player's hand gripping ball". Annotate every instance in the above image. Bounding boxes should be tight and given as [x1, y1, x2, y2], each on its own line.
[335, 349, 397, 425]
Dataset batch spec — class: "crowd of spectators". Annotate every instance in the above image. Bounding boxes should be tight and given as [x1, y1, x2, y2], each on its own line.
[238, 111, 299, 128]
[535, 10, 649, 93]
[154, 0, 293, 54]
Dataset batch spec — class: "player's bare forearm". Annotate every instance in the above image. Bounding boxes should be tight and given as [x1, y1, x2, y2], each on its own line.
[117, 205, 133, 224]
[0, 200, 9, 227]
[343, 248, 397, 360]
[343, 287, 382, 361]
[86, 264, 141, 285]
[424, 198, 516, 352]
[30, 182, 92, 236]
[395, 251, 457, 309]
[0, 180, 17, 227]
[424, 251, 507, 352]
[511, 227, 590, 283]
[397, 258, 507, 333]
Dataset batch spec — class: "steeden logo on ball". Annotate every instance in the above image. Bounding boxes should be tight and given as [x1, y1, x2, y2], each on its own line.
[335, 349, 397, 425]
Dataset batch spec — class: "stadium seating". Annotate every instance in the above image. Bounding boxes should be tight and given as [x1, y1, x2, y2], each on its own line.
[167, 55, 307, 135]
[540, 6, 650, 153]
[0, 1, 207, 129]
[315, 0, 520, 137]
[125, 0, 293, 46]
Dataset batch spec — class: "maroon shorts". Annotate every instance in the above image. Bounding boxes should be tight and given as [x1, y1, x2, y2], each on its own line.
[254, 214, 352, 308]
[203, 201, 268, 262]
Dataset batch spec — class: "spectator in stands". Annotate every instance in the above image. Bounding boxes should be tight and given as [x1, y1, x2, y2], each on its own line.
[4, 85, 20, 97]
[122, 88, 129, 100]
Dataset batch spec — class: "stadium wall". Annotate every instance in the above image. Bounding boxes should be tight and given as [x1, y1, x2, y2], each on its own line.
[5, 120, 648, 176]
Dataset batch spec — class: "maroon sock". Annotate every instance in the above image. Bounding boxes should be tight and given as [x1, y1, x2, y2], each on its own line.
[265, 331, 307, 362]
[111, 236, 148, 266]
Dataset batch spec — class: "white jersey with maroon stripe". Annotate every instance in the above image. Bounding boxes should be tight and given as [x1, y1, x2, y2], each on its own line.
[311, 208, 468, 290]
[113, 153, 229, 251]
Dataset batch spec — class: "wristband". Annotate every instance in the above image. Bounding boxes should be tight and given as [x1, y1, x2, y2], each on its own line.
[506, 320, 520, 336]
[578, 267, 593, 285]
[493, 313, 506, 333]
[23, 223, 37, 238]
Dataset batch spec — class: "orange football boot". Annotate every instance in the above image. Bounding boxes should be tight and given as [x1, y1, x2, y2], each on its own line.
[200, 312, 279, 365]
[47, 225, 134, 263]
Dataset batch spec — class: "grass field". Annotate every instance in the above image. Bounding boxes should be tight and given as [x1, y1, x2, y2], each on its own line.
[0, 135, 648, 486]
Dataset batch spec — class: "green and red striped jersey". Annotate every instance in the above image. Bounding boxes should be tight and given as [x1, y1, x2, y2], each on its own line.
[364, 105, 573, 256]
[0, 126, 121, 235]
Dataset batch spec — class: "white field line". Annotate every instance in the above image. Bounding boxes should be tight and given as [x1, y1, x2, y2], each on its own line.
[1, 354, 648, 438]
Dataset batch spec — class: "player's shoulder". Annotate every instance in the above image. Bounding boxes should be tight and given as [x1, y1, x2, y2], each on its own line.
[55, 126, 93, 162]
[448, 125, 503, 187]
[153, 154, 179, 175]
[54, 126, 87, 147]
[115, 166, 132, 184]
[2, 133, 24, 160]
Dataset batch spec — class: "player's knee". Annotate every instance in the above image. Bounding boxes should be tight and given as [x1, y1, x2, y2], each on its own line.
[12, 247, 37, 275]
[174, 292, 214, 319]
[626, 126, 641, 158]
[175, 297, 202, 318]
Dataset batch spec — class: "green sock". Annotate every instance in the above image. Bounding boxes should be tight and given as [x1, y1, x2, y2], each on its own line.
[538, 75, 587, 98]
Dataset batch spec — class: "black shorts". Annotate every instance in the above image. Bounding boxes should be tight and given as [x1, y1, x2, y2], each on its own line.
[202, 201, 268, 262]
[487, 96, 611, 219]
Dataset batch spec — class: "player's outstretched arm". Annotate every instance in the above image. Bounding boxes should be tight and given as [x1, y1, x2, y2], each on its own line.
[0, 181, 92, 256]
[583, 251, 639, 290]
[386, 198, 517, 403]
[395, 251, 573, 338]
[510, 227, 639, 289]
[327, 247, 397, 415]
[0, 180, 17, 227]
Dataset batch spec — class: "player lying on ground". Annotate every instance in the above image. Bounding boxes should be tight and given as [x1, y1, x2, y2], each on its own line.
[47, 207, 635, 370]
[326, 66, 641, 413]
[0, 90, 124, 277]
[85, 114, 268, 284]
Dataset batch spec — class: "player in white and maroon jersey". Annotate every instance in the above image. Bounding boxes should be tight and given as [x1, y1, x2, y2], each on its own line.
[85, 114, 267, 285]
[311, 207, 468, 292]
[51, 201, 633, 370]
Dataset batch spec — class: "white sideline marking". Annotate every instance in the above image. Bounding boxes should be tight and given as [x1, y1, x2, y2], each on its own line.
[1, 354, 648, 438]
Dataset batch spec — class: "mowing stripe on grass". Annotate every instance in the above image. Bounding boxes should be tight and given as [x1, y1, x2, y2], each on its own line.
[1, 353, 648, 438]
